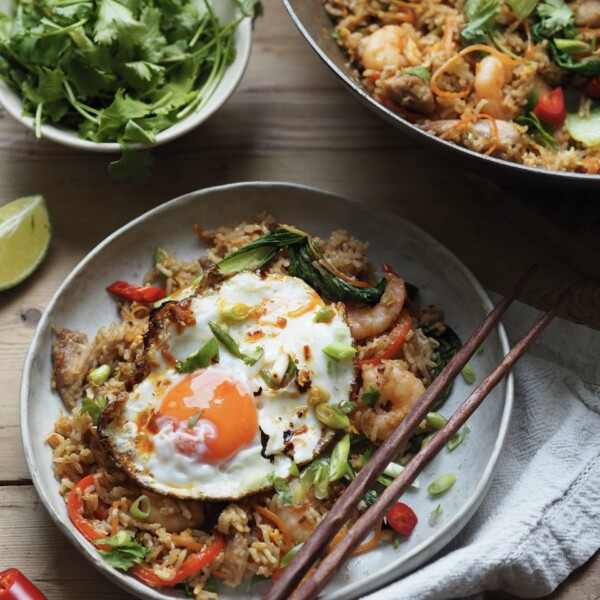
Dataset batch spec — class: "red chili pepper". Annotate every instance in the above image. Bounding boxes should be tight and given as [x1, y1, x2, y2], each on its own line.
[358, 309, 413, 368]
[67, 474, 111, 551]
[386, 502, 418, 536]
[106, 280, 166, 303]
[0, 569, 48, 600]
[585, 76, 600, 98]
[130, 533, 224, 587]
[533, 87, 567, 127]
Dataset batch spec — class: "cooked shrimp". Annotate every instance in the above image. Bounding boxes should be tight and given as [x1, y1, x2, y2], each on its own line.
[144, 491, 205, 533]
[353, 360, 425, 442]
[474, 55, 513, 120]
[347, 271, 406, 340]
[358, 25, 410, 71]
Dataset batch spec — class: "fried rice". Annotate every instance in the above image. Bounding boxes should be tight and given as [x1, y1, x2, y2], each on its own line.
[47, 212, 452, 598]
[324, 0, 600, 174]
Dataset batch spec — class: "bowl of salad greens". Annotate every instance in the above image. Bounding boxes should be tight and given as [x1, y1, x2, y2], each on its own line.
[0, 0, 259, 152]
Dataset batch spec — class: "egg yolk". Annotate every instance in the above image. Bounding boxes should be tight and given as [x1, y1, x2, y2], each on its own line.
[160, 369, 258, 463]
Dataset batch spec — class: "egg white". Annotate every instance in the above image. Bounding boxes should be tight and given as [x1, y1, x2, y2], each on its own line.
[99, 271, 356, 500]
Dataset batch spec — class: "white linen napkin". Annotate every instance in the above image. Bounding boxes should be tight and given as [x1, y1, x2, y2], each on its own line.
[364, 297, 600, 600]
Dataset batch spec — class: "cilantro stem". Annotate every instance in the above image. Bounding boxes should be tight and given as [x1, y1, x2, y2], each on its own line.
[34, 102, 43, 138]
[63, 80, 99, 124]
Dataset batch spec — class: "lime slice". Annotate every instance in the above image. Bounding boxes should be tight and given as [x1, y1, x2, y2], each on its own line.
[0, 195, 51, 290]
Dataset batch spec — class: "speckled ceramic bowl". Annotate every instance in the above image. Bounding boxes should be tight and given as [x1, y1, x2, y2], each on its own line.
[21, 182, 512, 599]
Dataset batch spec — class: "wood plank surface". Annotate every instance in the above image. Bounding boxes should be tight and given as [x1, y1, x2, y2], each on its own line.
[0, 0, 598, 597]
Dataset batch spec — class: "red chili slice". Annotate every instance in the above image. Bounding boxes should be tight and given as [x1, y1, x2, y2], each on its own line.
[585, 76, 600, 99]
[533, 87, 567, 127]
[0, 569, 48, 600]
[106, 280, 166, 303]
[358, 309, 413, 368]
[386, 502, 418, 536]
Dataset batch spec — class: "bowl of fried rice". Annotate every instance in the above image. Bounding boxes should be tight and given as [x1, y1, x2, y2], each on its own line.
[283, 0, 600, 186]
[21, 182, 512, 599]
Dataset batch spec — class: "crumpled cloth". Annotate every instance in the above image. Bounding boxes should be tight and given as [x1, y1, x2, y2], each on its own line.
[364, 297, 600, 600]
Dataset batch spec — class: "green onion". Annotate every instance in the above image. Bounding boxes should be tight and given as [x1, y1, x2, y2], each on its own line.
[220, 302, 253, 322]
[429, 504, 443, 526]
[461, 363, 476, 385]
[209, 321, 263, 365]
[447, 426, 470, 452]
[153, 273, 203, 308]
[393, 533, 401, 548]
[80, 395, 108, 425]
[329, 434, 350, 482]
[554, 38, 591, 55]
[315, 404, 350, 429]
[267, 474, 292, 506]
[247, 574, 271, 591]
[280, 543, 303, 568]
[363, 489, 378, 507]
[358, 447, 373, 467]
[308, 384, 331, 406]
[154, 245, 168, 265]
[289, 462, 300, 478]
[362, 387, 380, 407]
[129, 495, 151, 519]
[426, 412, 447, 430]
[427, 473, 457, 496]
[176, 338, 219, 373]
[88, 365, 111, 386]
[322, 341, 356, 362]
[420, 432, 436, 449]
[188, 409, 204, 429]
[314, 307, 335, 323]
[313, 459, 330, 500]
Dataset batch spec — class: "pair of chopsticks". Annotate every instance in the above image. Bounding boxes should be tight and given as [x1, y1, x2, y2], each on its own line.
[263, 264, 568, 600]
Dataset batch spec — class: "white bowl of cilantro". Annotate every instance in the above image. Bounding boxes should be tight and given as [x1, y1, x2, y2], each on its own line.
[0, 0, 257, 152]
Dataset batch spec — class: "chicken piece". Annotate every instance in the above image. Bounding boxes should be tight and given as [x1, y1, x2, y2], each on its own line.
[420, 119, 524, 151]
[51, 328, 93, 409]
[381, 74, 435, 115]
[575, 0, 600, 27]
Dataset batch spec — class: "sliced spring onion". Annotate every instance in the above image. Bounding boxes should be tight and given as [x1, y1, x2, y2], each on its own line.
[429, 504, 443, 526]
[362, 387, 380, 407]
[267, 473, 292, 506]
[270, 352, 290, 385]
[129, 495, 151, 519]
[280, 543, 304, 568]
[426, 412, 447, 430]
[314, 307, 335, 323]
[154, 245, 168, 265]
[393, 533, 401, 548]
[447, 426, 470, 452]
[461, 363, 476, 385]
[247, 574, 271, 590]
[322, 341, 357, 362]
[420, 432, 436, 449]
[329, 434, 351, 482]
[554, 38, 592, 55]
[220, 302, 253, 322]
[153, 273, 203, 308]
[313, 459, 330, 500]
[289, 462, 300, 478]
[427, 473, 457, 496]
[209, 321, 263, 366]
[188, 409, 204, 429]
[176, 338, 219, 373]
[88, 364, 111, 386]
[80, 395, 108, 425]
[315, 404, 350, 429]
[308, 384, 331, 406]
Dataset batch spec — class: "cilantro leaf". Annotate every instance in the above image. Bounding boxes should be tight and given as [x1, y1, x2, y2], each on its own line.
[461, 0, 501, 45]
[532, 0, 575, 40]
[94, 531, 150, 571]
[93, 0, 146, 46]
[516, 112, 556, 147]
[108, 148, 154, 181]
[80, 395, 108, 425]
[403, 66, 431, 80]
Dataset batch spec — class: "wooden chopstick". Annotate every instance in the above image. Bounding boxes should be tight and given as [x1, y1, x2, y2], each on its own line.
[286, 288, 570, 600]
[263, 265, 537, 600]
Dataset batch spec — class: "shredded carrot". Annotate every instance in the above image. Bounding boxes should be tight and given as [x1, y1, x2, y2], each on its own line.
[439, 113, 500, 156]
[523, 19, 536, 60]
[171, 534, 205, 552]
[212, 569, 231, 580]
[110, 501, 120, 537]
[328, 522, 350, 551]
[352, 520, 383, 554]
[251, 503, 293, 551]
[193, 223, 212, 244]
[442, 16, 455, 55]
[580, 158, 600, 174]
[431, 44, 521, 99]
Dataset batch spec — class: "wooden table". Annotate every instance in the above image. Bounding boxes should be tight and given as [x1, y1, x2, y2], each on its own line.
[0, 0, 598, 598]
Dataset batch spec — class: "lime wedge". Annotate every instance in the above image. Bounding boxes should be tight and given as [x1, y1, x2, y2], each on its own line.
[0, 195, 51, 290]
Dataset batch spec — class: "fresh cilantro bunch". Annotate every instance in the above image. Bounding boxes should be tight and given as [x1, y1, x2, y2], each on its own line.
[0, 0, 259, 145]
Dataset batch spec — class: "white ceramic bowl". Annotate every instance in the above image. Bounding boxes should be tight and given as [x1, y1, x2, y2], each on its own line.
[21, 182, 512, 599]
[0, 0, 252, 152]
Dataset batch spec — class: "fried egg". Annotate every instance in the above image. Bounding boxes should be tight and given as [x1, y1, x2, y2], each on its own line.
[98, 270, 355, 500]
